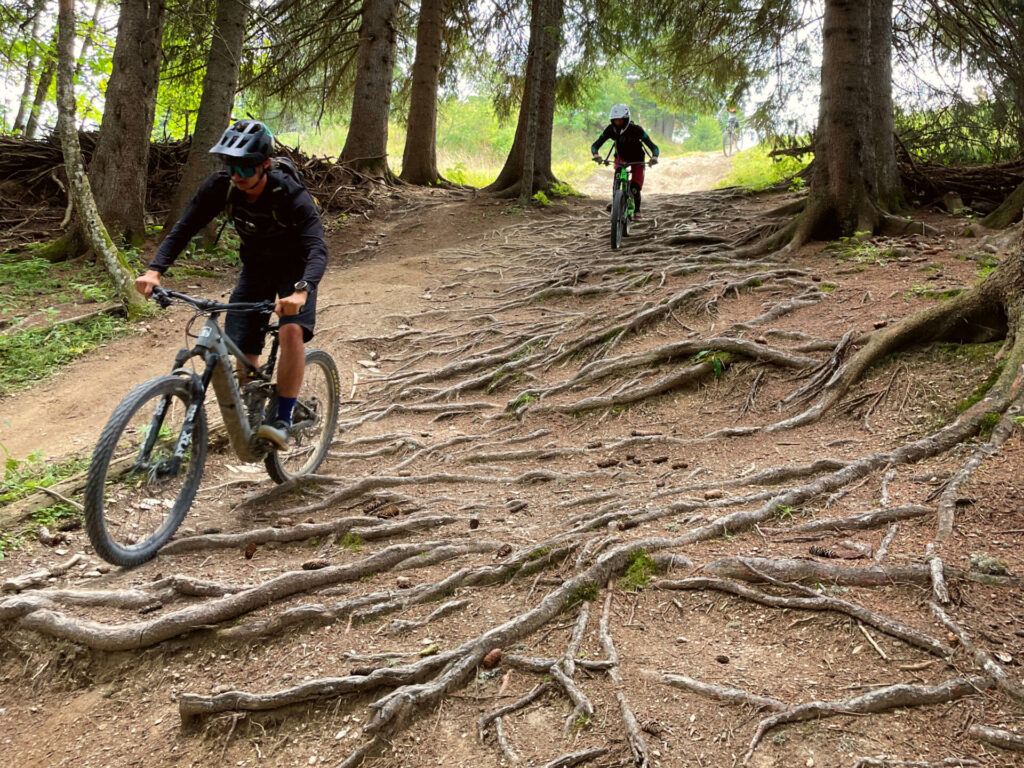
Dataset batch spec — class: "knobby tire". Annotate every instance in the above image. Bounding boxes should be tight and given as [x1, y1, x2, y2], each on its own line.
[84, 376, 207, 567]
[264, 348, 340, 484]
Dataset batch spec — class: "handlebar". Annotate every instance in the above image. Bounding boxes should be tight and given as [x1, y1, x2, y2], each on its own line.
[592, 157, 658, 167]
[152, 286, 275, 314]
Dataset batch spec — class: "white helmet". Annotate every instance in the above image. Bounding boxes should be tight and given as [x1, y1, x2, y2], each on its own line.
[609, 104, 630, 122]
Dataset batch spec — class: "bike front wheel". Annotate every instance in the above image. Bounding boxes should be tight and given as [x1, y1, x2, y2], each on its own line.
[264, 348, 340, 484]
[84, 376, 207, 567]
[723, 132, 733, 157]
[610, 188, 625, 249]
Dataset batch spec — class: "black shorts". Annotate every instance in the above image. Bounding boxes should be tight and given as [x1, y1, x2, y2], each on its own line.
[225, 272, 317, 355]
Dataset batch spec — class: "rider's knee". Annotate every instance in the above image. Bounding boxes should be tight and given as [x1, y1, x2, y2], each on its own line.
[279, 323, 304, 347]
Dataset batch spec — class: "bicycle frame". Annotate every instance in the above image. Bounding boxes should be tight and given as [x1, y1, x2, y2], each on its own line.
[144, 294, 279, 465]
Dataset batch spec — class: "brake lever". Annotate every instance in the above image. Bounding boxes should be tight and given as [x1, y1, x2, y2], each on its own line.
[152, 286, 172, 309]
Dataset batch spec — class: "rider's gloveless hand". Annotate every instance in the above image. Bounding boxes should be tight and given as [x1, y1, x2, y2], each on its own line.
[275, 290, 308, 317]
[136, 270, 162, 298]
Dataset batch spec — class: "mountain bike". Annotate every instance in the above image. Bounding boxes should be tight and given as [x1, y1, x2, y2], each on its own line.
[83, 286, 340, 567]
[723, 123, 740, 157]
[595, 154, 655, 250]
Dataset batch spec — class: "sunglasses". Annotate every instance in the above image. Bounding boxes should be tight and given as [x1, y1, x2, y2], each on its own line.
[226, 164, 259, 179]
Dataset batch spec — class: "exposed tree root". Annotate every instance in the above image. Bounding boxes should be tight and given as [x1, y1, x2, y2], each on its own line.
[968, 724, 1024, 753]
[743, 676, 987, 764]
[760, 504, 931, 536]
[650, 672, 788, 712]
[930, 602, 1024, 706]
[936, 392, 1024, 541]
[695, 555, 1024, 588]
[658, 574, 952, 657]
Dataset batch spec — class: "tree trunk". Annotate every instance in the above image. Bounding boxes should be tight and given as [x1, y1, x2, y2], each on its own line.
[399, 0, 445, 185]
[56, 0, 147, 317]
[339, 0, 398, 178]
[24, 29, 57, 140]
[164, 0, 249, 231]
[86, 0, 167, 248]
[868, 0, 900, 210]
[764, 0, 906, 251]
[13, 0, 47, 133]
[484, 0, 564, 197]
[981, 179, 1024, 229]
[518, 0, 545, 206]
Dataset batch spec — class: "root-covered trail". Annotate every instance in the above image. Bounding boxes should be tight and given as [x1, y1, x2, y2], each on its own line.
[2, 185, 1024, 768]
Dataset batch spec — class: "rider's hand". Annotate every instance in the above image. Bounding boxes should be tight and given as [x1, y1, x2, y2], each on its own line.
[650, 157, 659, 166]
[275, 290, 308, 317]
[136, 269, 162, 298]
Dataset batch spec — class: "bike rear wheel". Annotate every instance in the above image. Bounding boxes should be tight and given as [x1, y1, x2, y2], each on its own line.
[264, 348, 340, 483]
[84, 376, 207, 567]
[610, 188, 625, 249]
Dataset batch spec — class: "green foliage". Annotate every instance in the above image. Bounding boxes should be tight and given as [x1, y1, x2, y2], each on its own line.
[570, 582, 600, 603]
[340, 533, 362, 551]
[904, 285, 964, 300]
[618, 549, 655, 592]
[693, 349, 730, 378]
[509, 392, 537, 410]
[717, 145, 809, 191]
[0, 448, 89, 505]
[532, 191, 551, 207]
[569, 712, 593, 734]
[979, 411, 1002, 438]
[0, 314, 130, 395]
[956, 363, 1005, 413]
[775, 504, 794, 521]
[682, 116, 724, 152]
[825, 234, 899, 265]
[549, 182, 581, 198]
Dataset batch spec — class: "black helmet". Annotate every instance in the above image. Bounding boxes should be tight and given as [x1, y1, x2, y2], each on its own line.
[209, 120, 274, 164]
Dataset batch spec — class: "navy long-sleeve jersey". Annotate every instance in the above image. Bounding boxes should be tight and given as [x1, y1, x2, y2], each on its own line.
[150, 167, 327, 288]
[591, 122, 659, 163]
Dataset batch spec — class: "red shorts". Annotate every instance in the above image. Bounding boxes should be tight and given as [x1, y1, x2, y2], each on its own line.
[615, 159, 645, 188]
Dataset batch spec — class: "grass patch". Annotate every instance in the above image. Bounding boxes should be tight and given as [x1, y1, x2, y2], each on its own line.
[904, 284, 964, 300]
[979, 411, 1002, 438]
[0, 256, 127, 318]
[825, 234, 901, 265]
[340, 533, 363, 551]
[618, 548, 656, 592]
[0, 449, 89, 559]
[716, 144, 810, 191]
[956, 362, 1005, 413]
[0, 314, 132, 395]
[0, 449, 89, 504]
[571, 582, 600, 603]
[509, 391, 537, 410]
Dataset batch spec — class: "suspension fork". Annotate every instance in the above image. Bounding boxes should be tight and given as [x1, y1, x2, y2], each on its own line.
[169, 352, 217, 464]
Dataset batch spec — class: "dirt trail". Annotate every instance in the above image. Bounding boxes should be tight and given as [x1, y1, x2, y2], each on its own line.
[2, 156, 1023, 768]
[578, 150, 734, 198]
[0, 153, 735, 463]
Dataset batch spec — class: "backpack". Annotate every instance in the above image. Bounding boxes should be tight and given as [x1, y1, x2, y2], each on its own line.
[270, 156, 321, 213]
[215, 157, 321, 244]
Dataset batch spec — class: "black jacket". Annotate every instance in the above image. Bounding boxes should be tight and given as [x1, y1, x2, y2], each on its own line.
[591, 122, 659, 163]
[150, 167, 328, 288]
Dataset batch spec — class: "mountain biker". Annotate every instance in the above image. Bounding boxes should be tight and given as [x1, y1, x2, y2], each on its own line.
[134, 119, 328, 449]
[591, 104, 659, 220]
[718, 105, 741, 152]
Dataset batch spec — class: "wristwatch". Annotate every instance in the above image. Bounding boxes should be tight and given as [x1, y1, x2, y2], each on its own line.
[294, 280, 311, 292]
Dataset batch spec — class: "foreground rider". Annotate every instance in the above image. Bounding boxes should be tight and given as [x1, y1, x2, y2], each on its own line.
[135, 119, 328, 449]
[590, 104, 659, 219]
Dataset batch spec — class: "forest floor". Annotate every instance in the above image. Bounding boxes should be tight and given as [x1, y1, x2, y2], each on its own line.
[1, 149, 1023, 768]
